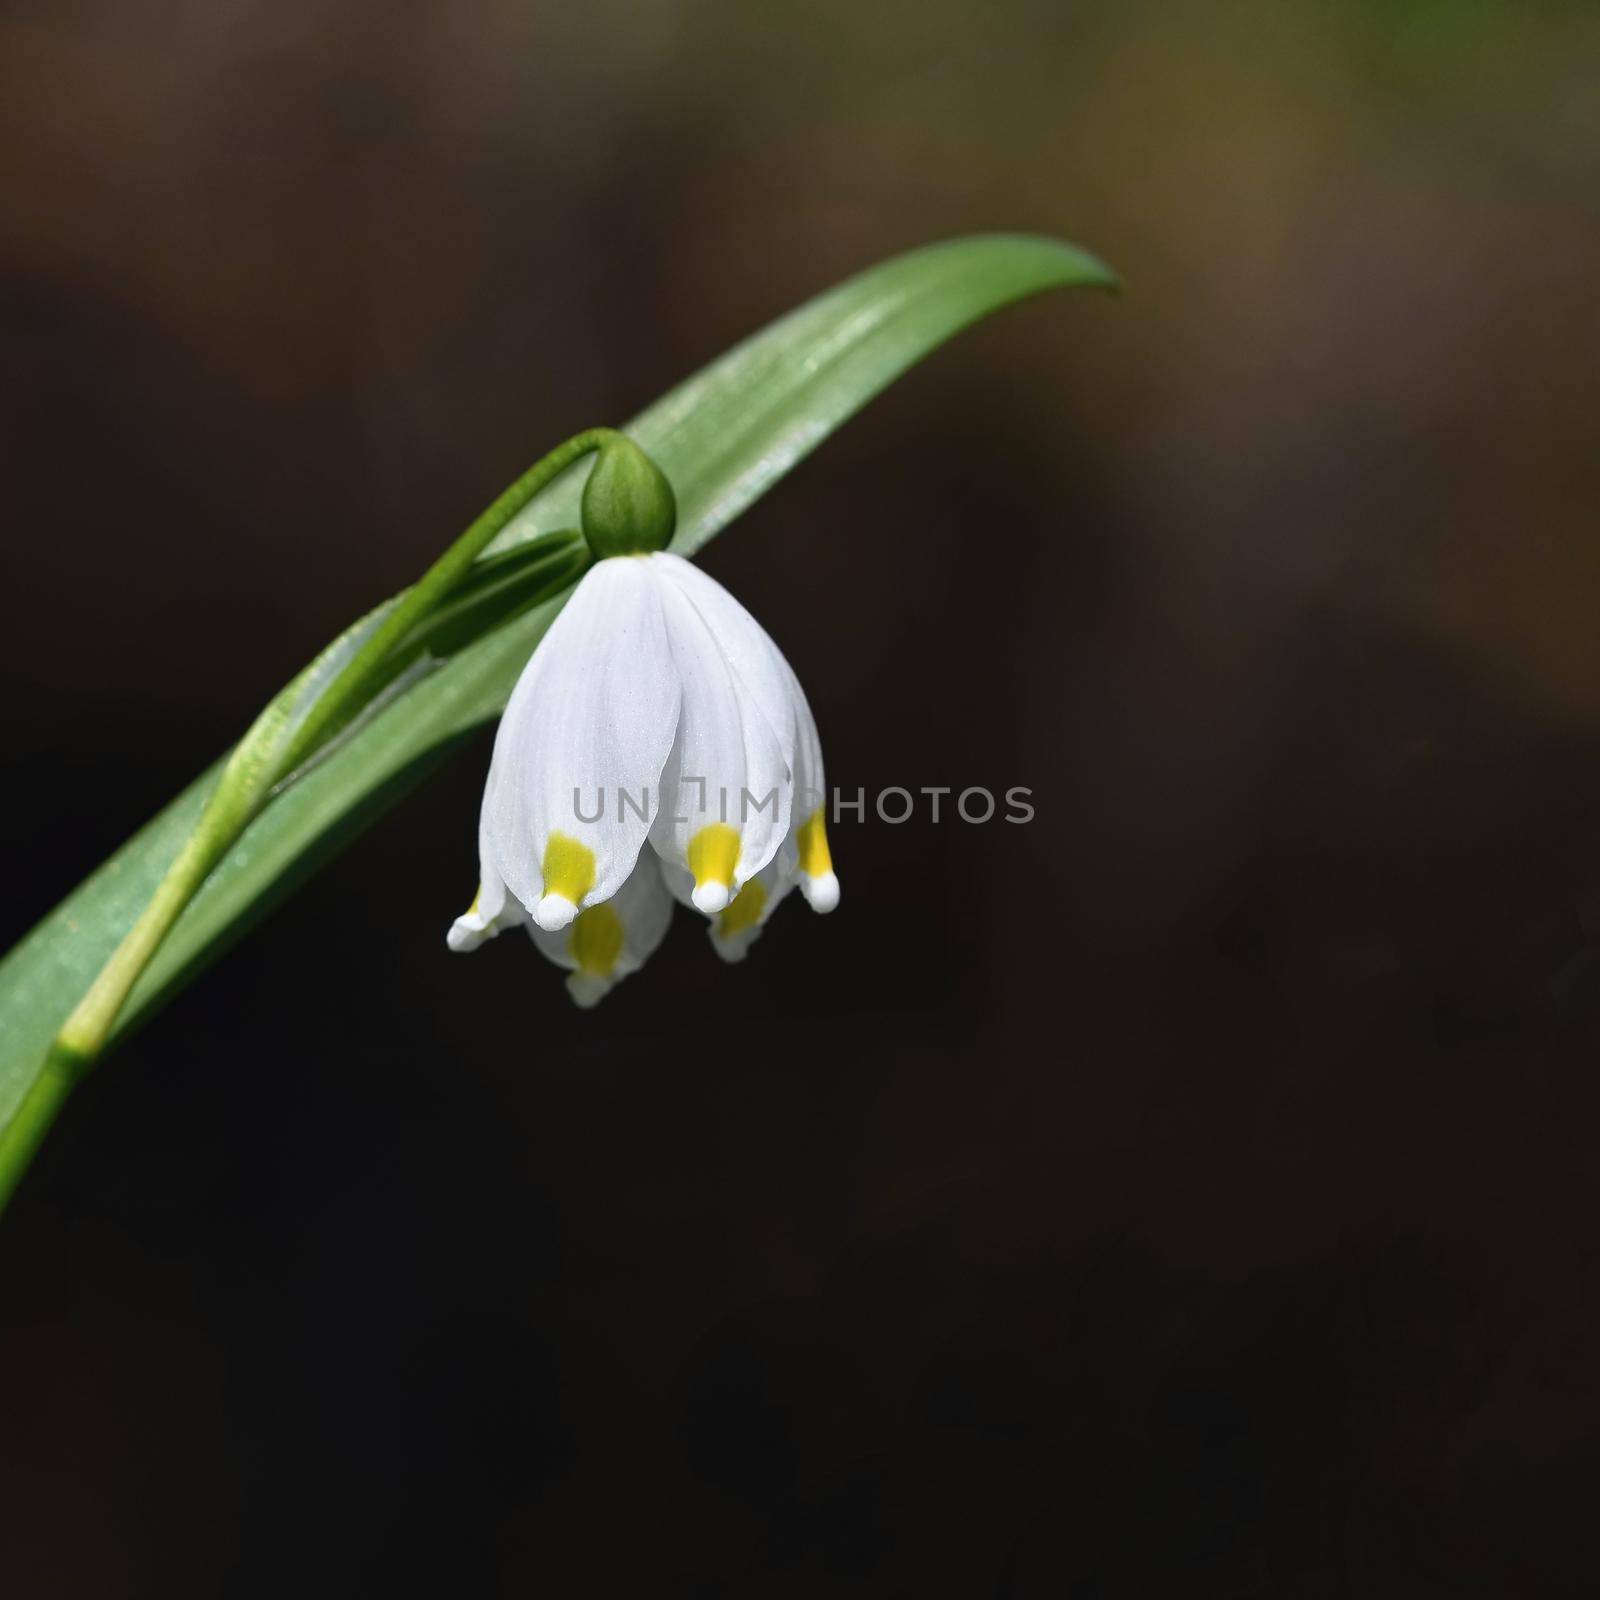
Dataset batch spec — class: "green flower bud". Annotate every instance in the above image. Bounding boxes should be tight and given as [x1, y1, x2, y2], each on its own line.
[580, 433, 676, 557]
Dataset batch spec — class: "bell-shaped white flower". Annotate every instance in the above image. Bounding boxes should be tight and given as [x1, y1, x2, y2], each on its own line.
[447, 549, 837, 1003]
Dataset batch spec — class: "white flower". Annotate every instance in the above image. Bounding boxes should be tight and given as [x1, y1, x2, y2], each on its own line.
[447, 551, 838, 1005]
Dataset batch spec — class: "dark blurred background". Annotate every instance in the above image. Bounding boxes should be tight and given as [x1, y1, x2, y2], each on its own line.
[4, 1, 1600, 1594]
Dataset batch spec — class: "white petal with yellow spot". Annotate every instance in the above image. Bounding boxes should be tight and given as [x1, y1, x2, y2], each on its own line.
[647, 563, 791, 914]
[485, 556, 679, 933]
[707, 847, 799, 964]
[781, 658, 838, 913]
[524, 849, 674, 1007]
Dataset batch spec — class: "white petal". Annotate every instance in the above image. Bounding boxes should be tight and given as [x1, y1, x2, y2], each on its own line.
[526, 848, 676, 1006]
[781, 659, 839, 913]
[705, 846, 799, 964]
[801, 867, 840, 914]
[648, 575, 791, 915]
[654, 853, 698, 912]
[446, 840, 525, 952]
[481, 557, 680, 930]
[647, 553, 798, 776]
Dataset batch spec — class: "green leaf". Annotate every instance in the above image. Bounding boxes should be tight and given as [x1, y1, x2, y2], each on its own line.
[0, 232, 1115, 1146]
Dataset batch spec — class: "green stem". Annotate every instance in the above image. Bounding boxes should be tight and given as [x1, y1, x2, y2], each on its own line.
[277, 428, 615, 774]
[1, 428, 618, 1212]
[54, 812, 252, 1060]
[0, 1044, 86, 1214]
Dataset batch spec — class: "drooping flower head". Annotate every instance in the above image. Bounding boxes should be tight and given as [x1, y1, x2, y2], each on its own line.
[447, 434, 837, 1005]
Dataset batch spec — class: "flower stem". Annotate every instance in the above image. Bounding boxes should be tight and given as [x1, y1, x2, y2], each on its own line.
[0, 1044, 86, 1215]
[3, 427, 618, 1211]
[276, 428, 615, 775]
